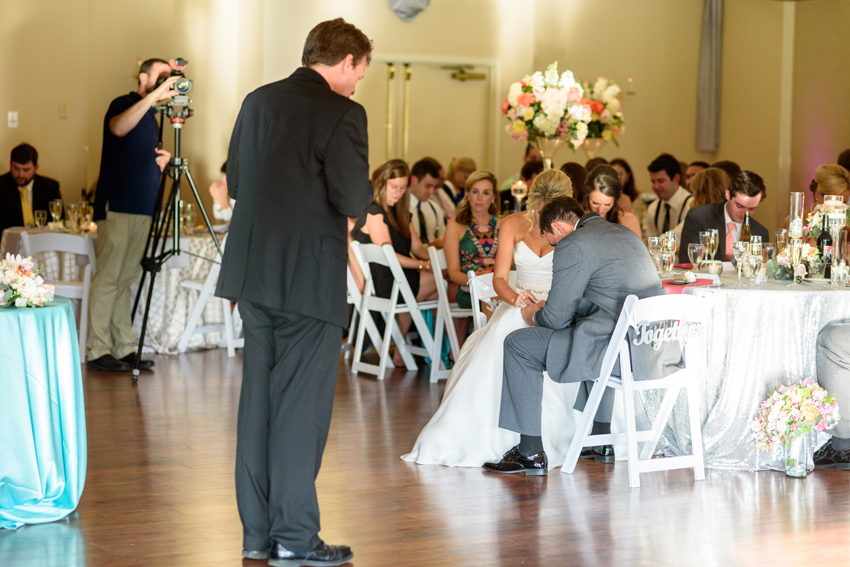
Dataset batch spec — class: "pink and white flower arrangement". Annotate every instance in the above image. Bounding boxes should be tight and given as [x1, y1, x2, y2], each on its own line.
[750, 377, 840, 454]
[501, 62, 591, 148]
[578, 76, 625, 145]
[803, 205, 825, 240]
[0, 253, 54, 308]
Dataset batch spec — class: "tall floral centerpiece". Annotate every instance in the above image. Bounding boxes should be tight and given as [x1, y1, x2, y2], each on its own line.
[577, 76, 625, 159]
[501, 62, 591, 169]
[750, 377, 840, 478]
[0, 254, 54, 308]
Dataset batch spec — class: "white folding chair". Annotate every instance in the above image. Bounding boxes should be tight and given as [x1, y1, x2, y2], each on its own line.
[427, 246, 472, 382]
[176, 235, 243, 357]
[20, 232, 96, 360]
[562, 294, 708, 488]
[349, 241, 438, 379]
[467, 271, 517, 331]
[343, 265, 383, 360]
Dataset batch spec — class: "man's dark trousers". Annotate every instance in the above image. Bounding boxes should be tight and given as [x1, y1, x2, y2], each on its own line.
[236, 301, 343, 551]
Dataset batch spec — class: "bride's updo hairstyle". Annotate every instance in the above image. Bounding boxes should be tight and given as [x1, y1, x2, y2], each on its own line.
[524, 169, 573, 223]
[814, 164, 850, 196]
[372, 158, 411, 238]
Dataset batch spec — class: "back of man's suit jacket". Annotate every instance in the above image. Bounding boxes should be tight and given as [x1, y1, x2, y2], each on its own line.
[215, 67, 373, 327]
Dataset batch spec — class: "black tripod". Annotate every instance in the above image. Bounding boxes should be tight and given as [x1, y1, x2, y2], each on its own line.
[130, 95, 222, 383]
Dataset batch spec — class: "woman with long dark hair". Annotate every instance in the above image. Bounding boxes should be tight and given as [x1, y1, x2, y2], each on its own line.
[584, 164, 642, 237]
[610, 157, 638, 214]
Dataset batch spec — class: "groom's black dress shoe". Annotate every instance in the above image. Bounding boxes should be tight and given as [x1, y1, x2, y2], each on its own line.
[580, 445, 615, 464]
[482, 445, 548, 476]
[120, 352, 154, 370]
[814, 441, 850, 470]
[268, 540, 353, 567]
[86, 354, 131, 372]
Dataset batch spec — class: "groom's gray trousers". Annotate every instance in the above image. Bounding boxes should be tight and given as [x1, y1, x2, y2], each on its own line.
[499, 326, 615, 436]
[817, 323, 850, 439]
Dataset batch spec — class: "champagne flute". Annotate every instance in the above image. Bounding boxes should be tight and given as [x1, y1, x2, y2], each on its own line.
[688, 243, 704, 269]
[747, 253, 764, 284]
[35, 210, 47, 228]
[647, 236, 662, 270]
[707, 229, 719, 261]
[50, 199, 63, 225]
[775, 229, 788, 253]
[733, 241, 750, 285]
[750, 235, 763, 258]
[762, 243, 776, 263]
[66, 203, 79, 231]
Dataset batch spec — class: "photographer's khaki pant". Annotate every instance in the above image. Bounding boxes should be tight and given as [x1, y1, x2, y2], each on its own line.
[87, 211, 152, 361]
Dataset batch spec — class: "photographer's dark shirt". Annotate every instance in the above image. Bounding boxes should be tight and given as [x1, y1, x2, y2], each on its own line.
[94, 92, 160, 221]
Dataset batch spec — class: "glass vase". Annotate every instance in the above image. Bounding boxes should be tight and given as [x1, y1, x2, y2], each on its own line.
[532, 137, 566, 170]
[784, 433, 812, 478]
[581, 138, 607, 160]
[789, 192, 805, 239]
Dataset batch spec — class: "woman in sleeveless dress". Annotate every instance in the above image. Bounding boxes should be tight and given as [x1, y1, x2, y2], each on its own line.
[402, 170, 583, 468]
[443, 171, 500, 346]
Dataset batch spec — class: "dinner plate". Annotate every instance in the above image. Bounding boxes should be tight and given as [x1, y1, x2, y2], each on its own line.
[802, 277, 831, 285]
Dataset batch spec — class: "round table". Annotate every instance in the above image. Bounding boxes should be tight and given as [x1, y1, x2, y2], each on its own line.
[0, 297, 87, 529]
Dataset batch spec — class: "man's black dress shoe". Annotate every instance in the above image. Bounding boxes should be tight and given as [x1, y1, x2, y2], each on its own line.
[580, 445, 615, 464]
[87, 354, 131, 372]
[814, 441, 850, 470]
[242, 548, 270, 560]
[120, 352, 154, 370]
[268, 540, 353, 567]
[482, 445, 548, 476]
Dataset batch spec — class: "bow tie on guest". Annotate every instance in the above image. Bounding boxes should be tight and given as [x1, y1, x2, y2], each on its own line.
[19, 187, 34, 226]
[725, 222, 735, 261]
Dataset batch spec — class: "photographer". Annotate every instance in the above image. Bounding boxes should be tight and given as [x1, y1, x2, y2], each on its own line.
[87, 59, 179, 372]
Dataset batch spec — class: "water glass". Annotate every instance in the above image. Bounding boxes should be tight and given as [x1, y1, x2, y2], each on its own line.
[775, 229, 788, 253]
[687, 243, 705, 268]
[659, 252, 675, 276]
[35, 210, 47, 228]
[65, 203, 79, 231]
[182, 203, 195, 233]
[747, 254, 764, 284]
[733, 241, 750, 285]
[832, 262, 849, 287]
[50, 199, 63, 224]
[762, 243, 776, 262]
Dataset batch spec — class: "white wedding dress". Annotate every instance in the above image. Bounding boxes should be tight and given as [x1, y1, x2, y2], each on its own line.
[402, 241, 584, 469]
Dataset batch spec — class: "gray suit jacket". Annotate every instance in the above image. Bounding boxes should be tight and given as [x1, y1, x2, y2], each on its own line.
[534, 213, 665, 383]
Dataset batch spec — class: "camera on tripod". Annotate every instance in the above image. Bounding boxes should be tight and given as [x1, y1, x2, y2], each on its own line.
[155, 57, 193, 94]
[155, 58, 193, 120]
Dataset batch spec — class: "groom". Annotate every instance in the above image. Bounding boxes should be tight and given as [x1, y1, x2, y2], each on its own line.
[483, 196, 665, 475]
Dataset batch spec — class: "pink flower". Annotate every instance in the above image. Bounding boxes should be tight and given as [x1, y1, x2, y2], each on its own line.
[815, 421, 827, 432]
[501, 99, 510, 114]
[516, 92, 536, 108]
[509, 129, 528, 143]
[566, 87, 582, 103]
[507, 108, 518, 121]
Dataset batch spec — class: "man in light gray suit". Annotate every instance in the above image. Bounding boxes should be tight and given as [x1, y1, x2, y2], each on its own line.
[814, 324, 850, 469]
[483, 195, 665, 475]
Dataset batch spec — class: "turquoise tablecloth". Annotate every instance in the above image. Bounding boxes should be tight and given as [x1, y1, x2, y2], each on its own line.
[0, 297, 87, 529]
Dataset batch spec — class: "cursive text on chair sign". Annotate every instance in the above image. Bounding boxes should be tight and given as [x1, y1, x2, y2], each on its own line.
[631, 320, 701, 351]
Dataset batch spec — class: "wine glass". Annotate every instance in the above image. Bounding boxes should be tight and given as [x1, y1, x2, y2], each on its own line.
[707, 229, 719, 260]
[733, 241, 750, 285]
[775, 229, 788, 253]
[34, 210, 47, 228]
[647, 237, 662, 270]
[687, 243, 705, 269]
[183, 203, 195, 233]
[511, 181, 527, 213]
[66, 203, 79, 231]
[659, 252, 675, 277]
[50, 199, 63, 225]
[747, 253, 764, 284]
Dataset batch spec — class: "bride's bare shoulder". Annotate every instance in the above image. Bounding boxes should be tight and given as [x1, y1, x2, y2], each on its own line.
[499, 212, 531, 240]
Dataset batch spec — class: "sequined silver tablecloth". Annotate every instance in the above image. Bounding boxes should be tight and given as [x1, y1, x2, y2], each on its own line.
[650, 275, 846, 471]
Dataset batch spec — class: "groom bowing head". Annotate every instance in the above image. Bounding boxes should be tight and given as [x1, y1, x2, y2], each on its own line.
[538, 196, 585, 246]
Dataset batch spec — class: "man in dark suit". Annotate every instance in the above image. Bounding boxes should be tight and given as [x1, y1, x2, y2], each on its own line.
[0, 143, 61, 234]
[483, 192, 664, 476]
[678, 171, 770, 264]
[215, 18, 373, 567]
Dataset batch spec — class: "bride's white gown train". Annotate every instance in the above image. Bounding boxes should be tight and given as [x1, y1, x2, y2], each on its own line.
[403, 241, 591, 468]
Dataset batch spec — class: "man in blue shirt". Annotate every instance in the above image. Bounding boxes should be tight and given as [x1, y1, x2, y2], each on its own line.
[87, 59, 178, 372]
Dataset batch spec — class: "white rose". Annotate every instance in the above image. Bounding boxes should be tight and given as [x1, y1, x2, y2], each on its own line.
[602, 84, 620, 103]
[15, 296, 27, 308]
[522, 106, 535, 121]
[507, 82, 523, 107]
[606, 98, 621, 114]
[593, 77, 608, 96]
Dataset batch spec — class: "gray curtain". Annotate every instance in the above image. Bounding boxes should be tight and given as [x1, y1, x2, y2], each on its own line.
[696, 0, 723, 152]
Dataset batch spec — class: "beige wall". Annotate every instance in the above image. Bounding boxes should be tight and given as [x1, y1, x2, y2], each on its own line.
[0, 0, 844, 236]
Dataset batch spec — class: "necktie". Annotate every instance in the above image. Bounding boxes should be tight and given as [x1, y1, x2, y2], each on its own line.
[416, 202, 428, 244]
[19, 187, 34, 226]
[661, 203, 671, 234]
[725, 222, 735, 261]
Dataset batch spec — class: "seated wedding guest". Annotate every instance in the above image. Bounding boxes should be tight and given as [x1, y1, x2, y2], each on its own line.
[499, 144, 543, 193]
[678, 171, 769, 264]
[685, 161, 710, 189]
[584, 156, 607, 172]
[408, 158, 446, 246]
[838, 149, 850, 172]
[444, 171, 500, 344]
[351, 159, 438, 365]
[671, 167, 729, 236]
[560, 162, 587, 205]
[782, 164, 850, 244]
[711, 160, 741, 181]
[813, 324, 850, 469]
[403, 169, 579, 469]
[482, 195, 664, 475]
[643, 153, 692, 238]
[437, 156, 476, 219]
[500, 160, 543, 211]
[208, 162, 234, 222]
[0, 143, 62, 234]
[583, 164, 642, 238]
[610, 157, 638, 213]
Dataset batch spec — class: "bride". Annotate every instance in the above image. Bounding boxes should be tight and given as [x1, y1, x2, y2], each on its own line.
[403, 169, 582, 468]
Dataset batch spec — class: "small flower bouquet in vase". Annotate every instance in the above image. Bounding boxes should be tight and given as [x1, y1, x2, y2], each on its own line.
[750, 377, 840, 478]
[0, 254, 55, 308]
[577, 76, 625, 159]
[501, 62, 592, 168]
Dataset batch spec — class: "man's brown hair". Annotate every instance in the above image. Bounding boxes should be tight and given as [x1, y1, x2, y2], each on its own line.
[302, 18, 373, 68]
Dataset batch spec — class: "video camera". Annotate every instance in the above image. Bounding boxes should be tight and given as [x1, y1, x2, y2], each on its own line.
[155, 58, 193, 94]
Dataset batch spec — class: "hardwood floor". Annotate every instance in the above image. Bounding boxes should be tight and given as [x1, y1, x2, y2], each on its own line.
[2, 349, 849, 567]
